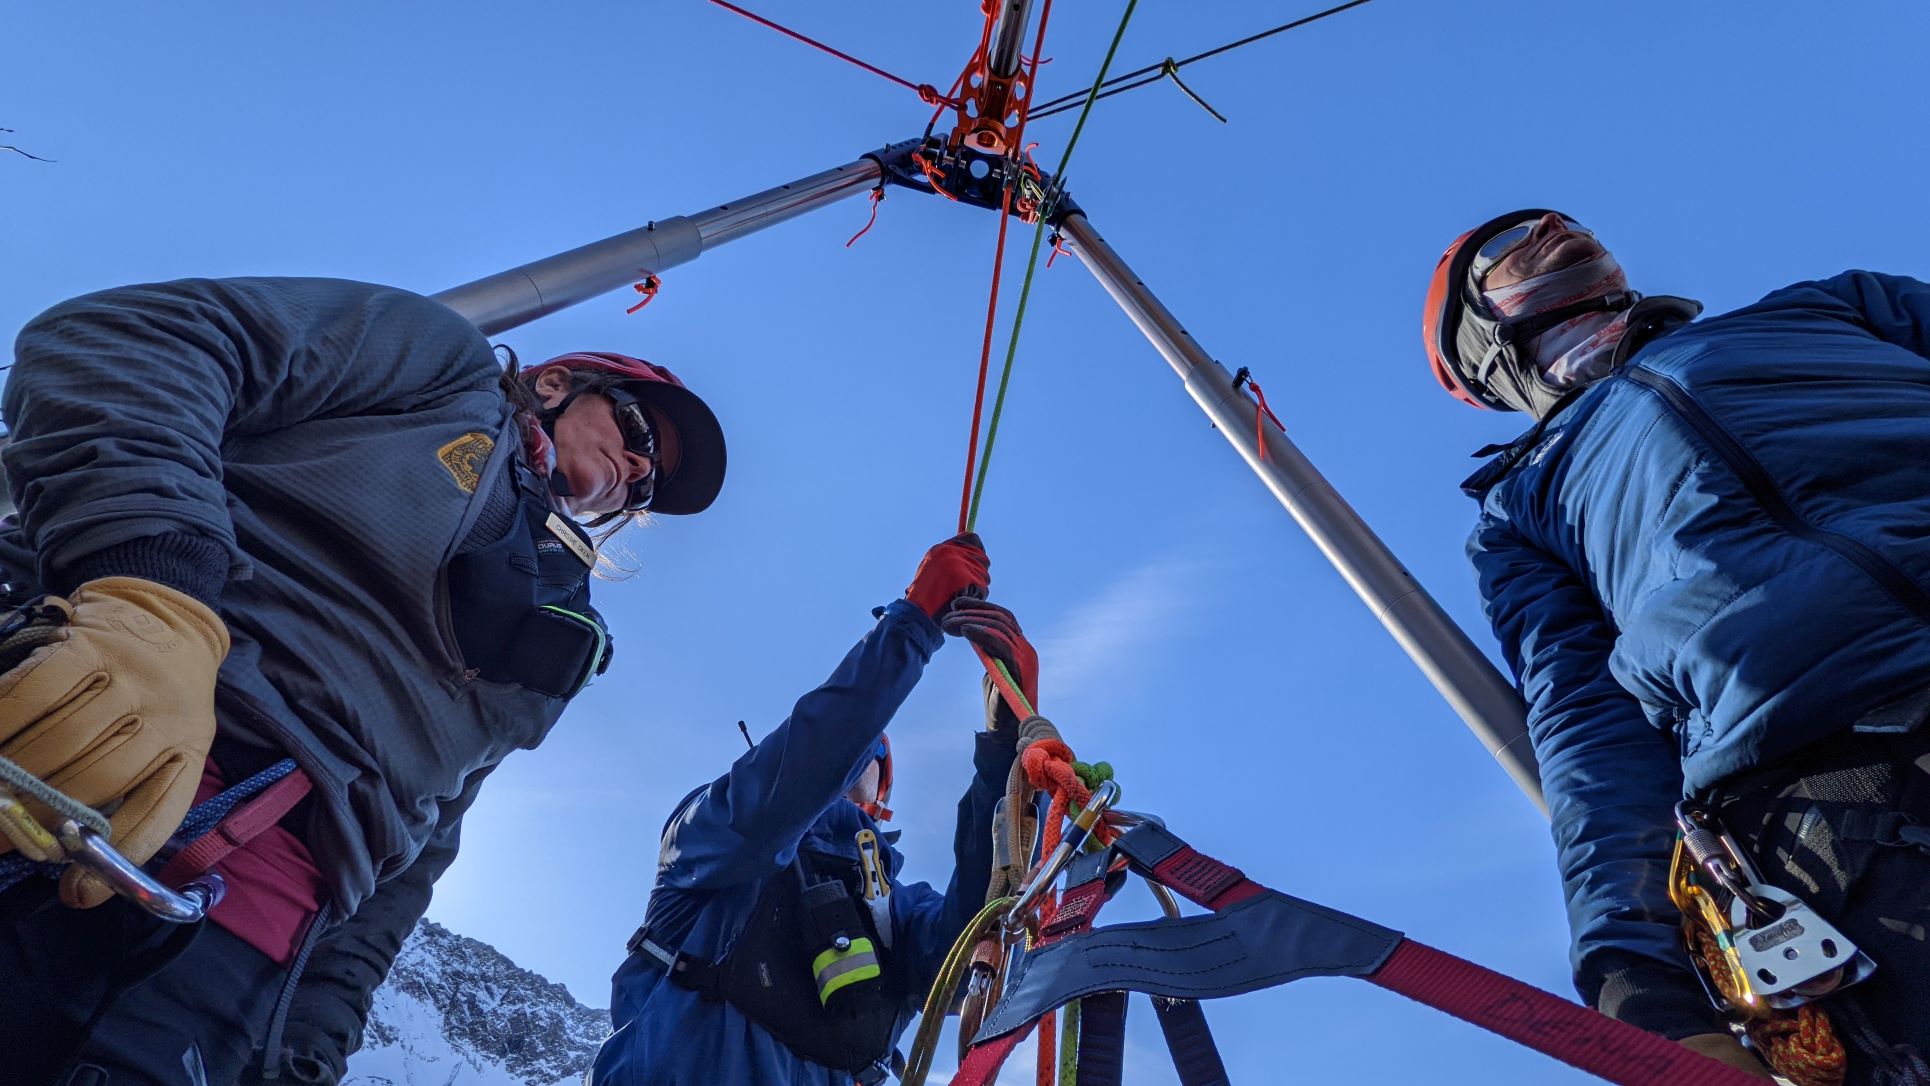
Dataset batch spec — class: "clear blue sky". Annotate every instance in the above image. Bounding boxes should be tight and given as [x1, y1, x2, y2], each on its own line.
[7, 2, 1930, 1082]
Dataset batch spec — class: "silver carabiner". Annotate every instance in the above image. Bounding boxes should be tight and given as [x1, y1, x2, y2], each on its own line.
[55, 821, 225, 924]
[1003, 779, 1121, 933]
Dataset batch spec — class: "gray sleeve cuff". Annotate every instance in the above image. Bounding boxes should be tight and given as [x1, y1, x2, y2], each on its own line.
[55, 531, 228, 605]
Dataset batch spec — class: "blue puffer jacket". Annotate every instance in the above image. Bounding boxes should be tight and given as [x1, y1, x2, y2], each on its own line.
[1463, 271, 1930, 1035]
[589, 600, 1014, 1085]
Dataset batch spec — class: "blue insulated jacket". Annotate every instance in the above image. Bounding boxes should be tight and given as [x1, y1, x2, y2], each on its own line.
[590, 600, 1015, 1086]
[1464, 272, 1930, 1033]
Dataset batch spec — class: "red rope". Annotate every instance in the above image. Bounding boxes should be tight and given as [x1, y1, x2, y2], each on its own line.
[957, 185, 1015, 532]
[844, 187, 885, 248]
[706, 0, 953, 105]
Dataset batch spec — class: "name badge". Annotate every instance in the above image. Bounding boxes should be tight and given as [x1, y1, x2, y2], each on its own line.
[544, 513, 596, 567]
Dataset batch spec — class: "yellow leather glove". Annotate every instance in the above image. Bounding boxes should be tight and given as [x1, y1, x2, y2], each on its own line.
[0, 576, 228, 908]
[1678, 1032, 1773, 1078]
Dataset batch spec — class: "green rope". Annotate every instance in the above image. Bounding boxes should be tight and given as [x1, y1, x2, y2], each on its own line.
[1059, 997, 1083, 1084]
[964, 0, 1143, 531]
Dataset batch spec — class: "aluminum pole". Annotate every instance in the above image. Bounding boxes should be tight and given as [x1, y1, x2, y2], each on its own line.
[1058, 211, 1546, 811]
[988, 0, 1039, 78]
[434, 153, 894, 336]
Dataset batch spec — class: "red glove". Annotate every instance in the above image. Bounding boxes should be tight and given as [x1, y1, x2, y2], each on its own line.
[942, 599, 1038, 717]
[905, 533, 990, 620]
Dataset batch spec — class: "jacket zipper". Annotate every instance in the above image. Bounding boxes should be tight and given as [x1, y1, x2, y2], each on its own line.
[1624, 366, 1930, 624]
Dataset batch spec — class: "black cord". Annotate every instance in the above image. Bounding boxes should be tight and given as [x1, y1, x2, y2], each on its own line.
[1027, 0, 1373, 119]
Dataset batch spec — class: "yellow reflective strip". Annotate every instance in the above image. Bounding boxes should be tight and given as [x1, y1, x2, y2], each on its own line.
[812, 937, 881, 1004]
[818, 960, 883, 1004]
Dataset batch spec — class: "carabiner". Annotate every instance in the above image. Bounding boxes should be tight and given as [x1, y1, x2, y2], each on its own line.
[56, 821, 225, 924]
[1003, 780, 1121, 933]
[1674, 802, 1780, 924]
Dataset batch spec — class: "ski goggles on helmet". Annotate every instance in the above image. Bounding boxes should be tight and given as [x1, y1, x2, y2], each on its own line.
[1469, 215, 1593, 282]
[604, 387, 660, 512]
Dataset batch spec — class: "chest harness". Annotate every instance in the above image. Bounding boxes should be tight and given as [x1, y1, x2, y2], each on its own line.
[629, 839, 908, 1084]
[445, 455, 613, 698]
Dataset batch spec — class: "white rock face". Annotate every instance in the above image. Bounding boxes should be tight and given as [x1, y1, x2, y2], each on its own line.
[343, 920, 606, 1086]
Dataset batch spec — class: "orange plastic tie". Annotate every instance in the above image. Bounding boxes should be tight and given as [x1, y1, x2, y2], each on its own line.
[625, 275, 662, 315]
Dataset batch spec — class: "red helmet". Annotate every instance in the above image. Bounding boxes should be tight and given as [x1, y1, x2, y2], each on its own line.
[524, 351, 728, 515]
[1422, 209, 1563, 412]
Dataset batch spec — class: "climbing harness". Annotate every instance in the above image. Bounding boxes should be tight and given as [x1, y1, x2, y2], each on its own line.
[0, 755, 306, 924]
[930, 811, 1779, 1086]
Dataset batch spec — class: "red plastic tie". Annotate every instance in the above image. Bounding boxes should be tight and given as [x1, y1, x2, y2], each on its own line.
[625, 275, 662, 315]
[911, 152, 958, 201]
[845, 187, 885, 248]
[1046, 232, 1070, 268]
[1240, 372, 1285, 459]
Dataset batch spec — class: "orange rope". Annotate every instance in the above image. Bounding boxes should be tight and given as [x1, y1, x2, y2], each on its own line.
[1686, 924, 1847, 1086]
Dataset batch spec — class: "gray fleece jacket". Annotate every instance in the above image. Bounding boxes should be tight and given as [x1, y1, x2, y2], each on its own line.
[1, 276, 574, 917]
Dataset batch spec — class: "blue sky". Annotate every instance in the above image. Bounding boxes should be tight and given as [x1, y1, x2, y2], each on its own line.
[7, 2, 1930, 1082]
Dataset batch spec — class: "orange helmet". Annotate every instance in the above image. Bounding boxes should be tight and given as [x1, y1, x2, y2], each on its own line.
[1422, 209, 1563, 411]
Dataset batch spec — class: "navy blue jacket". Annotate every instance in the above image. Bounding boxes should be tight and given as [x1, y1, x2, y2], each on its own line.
[589, 600, 1014, 1085]
[1464, 271, 1930, 1035]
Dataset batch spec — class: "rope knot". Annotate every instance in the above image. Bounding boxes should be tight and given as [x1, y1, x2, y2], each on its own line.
[1021, 738, 1090, 809]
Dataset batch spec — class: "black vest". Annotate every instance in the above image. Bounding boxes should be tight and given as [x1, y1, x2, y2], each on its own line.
[642, 846, 907, 1075]
[444, 461, 612, 698]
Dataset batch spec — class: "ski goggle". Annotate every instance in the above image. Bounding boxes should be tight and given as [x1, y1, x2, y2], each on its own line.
[604, 387, 660, 512]
[1470, 216, 1593, 281]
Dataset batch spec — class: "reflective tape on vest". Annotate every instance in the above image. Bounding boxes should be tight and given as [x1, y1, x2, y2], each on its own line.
[813, 937, 882, 1005]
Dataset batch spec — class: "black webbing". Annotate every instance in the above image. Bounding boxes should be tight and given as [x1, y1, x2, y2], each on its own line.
[1073, 991, 1130, 1086]
[1153, 996, 1233, 1086]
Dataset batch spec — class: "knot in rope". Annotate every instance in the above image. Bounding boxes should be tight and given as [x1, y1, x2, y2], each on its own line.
[1021, 737, 1090, 811]
[916, 83, 946, 105]
[1073, 760, 1113, 792]
[1014, 715, 1061, 752]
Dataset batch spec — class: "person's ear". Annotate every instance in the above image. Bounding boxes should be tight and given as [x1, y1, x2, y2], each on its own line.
[533, 367, 572, 408]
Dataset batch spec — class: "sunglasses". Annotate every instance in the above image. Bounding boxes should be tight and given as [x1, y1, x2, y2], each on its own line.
[603, 387, 660, 512]
[1471, 216, 1593, 280]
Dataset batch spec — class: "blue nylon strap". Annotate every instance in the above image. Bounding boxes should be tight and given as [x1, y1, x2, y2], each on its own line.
[0, 758, 300, 894]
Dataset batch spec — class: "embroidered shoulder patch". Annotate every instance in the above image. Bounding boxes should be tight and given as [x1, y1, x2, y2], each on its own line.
[437, 432, 495, 494]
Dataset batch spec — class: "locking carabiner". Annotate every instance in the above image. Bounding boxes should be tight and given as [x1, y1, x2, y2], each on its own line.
[1003, 779, 1121, 933]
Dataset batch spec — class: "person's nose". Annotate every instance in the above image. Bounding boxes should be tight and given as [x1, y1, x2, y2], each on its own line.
[620, 448, 653, 484]
[1530, 212, 1568, 240]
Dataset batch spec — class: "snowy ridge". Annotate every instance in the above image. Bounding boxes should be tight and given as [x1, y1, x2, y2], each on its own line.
[344, 920, 605, 1086]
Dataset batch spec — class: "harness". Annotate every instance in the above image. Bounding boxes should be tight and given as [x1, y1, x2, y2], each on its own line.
[627, 845, 908, 1083]
[941, 817, 1777, 1086]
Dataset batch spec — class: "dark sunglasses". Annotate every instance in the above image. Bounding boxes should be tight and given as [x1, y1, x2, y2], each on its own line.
[1471, 216, 1593, 280]
[603, 387, 660, 513]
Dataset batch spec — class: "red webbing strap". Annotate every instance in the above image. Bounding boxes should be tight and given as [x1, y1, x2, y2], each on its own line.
[952, 1022, 1031, 1086]
[156, 770, 312, 889]
[1369, 940, 1768, 1086]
